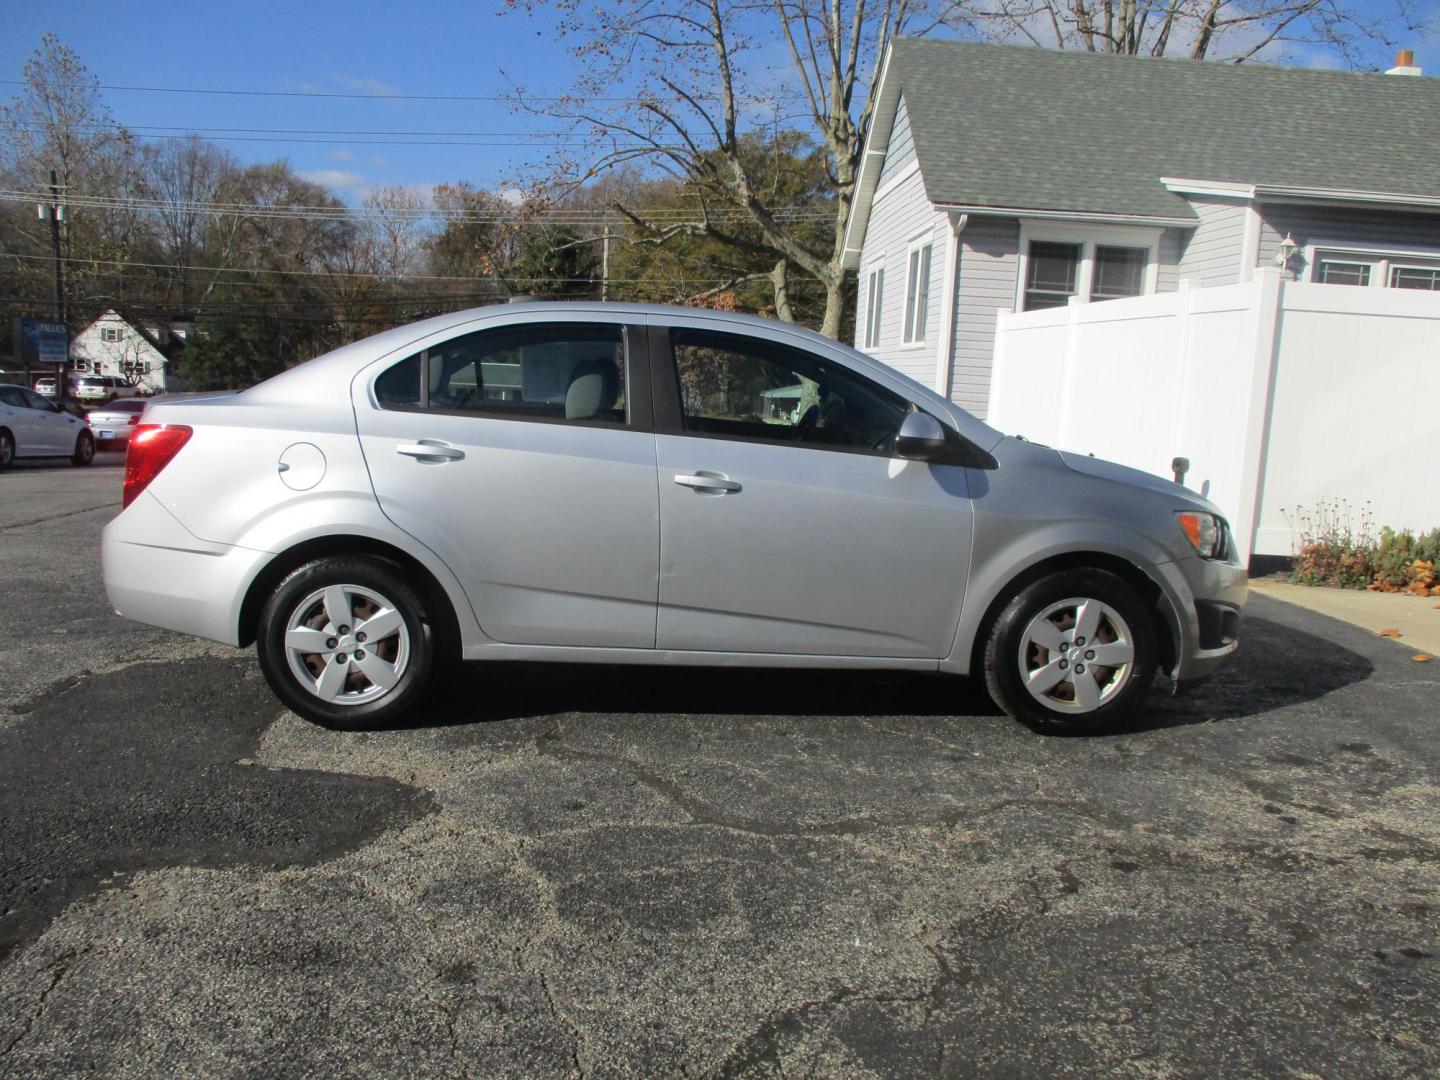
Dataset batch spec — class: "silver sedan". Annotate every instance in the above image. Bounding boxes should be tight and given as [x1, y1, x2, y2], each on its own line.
[0, 383, 95, 468]
[86, 398, 148, 449]
[101, 303, 1245, 732]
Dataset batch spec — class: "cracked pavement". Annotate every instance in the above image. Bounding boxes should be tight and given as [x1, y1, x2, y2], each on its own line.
[0, 462, 1437, 1077]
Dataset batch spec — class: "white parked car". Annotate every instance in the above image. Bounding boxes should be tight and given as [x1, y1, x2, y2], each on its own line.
[87, 398, 149, 449]
[0, 383, 96, 467]
[102, 303, 1245, 731]
[73, 375, 143, 402]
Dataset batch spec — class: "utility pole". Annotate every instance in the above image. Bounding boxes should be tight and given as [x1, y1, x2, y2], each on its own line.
[37, 170, 68, 399]
[600, 224, 610, 302]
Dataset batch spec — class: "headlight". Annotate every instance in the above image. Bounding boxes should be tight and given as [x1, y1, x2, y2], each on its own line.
[1176, 512, 1224, 559]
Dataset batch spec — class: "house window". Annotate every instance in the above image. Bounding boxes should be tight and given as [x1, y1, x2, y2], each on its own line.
[1024, 242, 1081, 310]
[863, 266, 885, 349]
[1308, 245, 1440, 290]
[100, 326, 123, 343]
[903, 242, 932, 343]
[1390, 265, 1440, 291]
[1317, 259, 1372, 287]
[1092, 246, 1148, 301]
[1018, 226, 1160, 312]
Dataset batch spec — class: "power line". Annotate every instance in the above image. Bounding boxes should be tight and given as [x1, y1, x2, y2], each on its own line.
[9, 120, 605, 140]
[0, 78, 802, 105]
[0, 189, 832, 224]
[0, 251, 765, 286]
[6, 124, 633, 148]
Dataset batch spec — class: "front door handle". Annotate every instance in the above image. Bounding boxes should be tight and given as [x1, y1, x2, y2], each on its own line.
[396, 440, 465, 462]
[674, 471, 742, 494]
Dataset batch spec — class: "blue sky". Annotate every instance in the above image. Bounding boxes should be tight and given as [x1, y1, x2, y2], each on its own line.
[0, 0, 595, 200]
[3, 0, 1436, 205]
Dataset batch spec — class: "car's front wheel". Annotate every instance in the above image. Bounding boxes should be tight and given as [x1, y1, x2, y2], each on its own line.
[0, 429, 14, 470]
[256, 555, 436, 727]
[71, 430, 94, 466]
[983, 568, 1158, 733]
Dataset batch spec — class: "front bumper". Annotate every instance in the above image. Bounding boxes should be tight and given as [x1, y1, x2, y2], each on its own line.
[1152, 554, 1248, 687]
[102, 491, 268, 647]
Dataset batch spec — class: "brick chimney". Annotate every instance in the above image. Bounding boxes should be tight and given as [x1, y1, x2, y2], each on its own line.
[1385, 49, 1422, 76]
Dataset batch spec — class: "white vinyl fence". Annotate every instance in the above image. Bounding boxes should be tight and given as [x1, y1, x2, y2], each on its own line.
[988, 268, 1440, 561]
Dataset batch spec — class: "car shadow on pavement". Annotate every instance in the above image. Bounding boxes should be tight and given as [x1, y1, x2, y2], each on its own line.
[401, 610, 1374, 734]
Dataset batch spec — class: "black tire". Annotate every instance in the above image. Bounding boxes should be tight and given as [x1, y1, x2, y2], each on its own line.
[71, 430, 94, 466]
[983, 568, 1157, 734]
[256, 555, 437, 728]
[0, 429, 14, 470]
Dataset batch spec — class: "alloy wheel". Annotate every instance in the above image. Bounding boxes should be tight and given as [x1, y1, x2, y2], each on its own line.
[283, 583, 411, 706]
[1016, 596, 1136, 714]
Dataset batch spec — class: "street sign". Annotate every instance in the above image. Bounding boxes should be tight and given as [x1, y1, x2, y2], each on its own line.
[14, 319, 69, 365]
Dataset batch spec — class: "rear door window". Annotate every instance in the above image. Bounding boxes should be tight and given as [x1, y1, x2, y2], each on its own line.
[374, 324, 629, 427]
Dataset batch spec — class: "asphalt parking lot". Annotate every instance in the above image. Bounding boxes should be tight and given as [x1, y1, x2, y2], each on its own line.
[1, 461, 1436, 1077]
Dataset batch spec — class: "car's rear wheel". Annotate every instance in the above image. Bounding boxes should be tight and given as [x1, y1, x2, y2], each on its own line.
[71, 430, 94, 466]
[256, 555, 435, 727]
[983, 568, 1157, 733]
[0, 429, 14, 470]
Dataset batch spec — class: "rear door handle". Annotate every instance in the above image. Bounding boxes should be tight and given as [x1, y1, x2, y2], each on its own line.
[674, 471, 742, 494]
[396, 440, 465, 462]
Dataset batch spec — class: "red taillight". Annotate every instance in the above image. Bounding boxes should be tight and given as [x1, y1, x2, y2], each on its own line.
[122, 424, 193, 509]
[127, 414, 140, 426]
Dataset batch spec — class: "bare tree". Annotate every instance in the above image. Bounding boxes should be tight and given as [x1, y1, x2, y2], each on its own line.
[968, 0, 1424, 63]
[142, 136, 240, 309]
[512, 0, 959, 338]
[0, 33, 140, 313]
[361, 185, 429, 281]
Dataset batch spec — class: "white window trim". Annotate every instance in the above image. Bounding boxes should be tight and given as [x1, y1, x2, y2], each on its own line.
[861, 260, 885, 350]
[1303, 239, 1440, 289]
[901, 232, 935, 348]
[1014, 221, 1162, 312]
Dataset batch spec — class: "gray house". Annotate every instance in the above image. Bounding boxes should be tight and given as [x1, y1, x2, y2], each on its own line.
[844, 39, 1440, 417]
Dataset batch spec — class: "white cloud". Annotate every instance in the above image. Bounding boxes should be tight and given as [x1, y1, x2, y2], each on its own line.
[331, 73, 401, 97]
[299, 169, 371, 197]
[328, 149, 358, 163]
[498, 187, 525, 206]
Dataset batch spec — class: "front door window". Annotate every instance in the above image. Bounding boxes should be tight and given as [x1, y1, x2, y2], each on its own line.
[669, 329, 908, 456]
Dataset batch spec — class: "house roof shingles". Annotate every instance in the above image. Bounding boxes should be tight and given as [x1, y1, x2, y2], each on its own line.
[889, 38, 1440, 221]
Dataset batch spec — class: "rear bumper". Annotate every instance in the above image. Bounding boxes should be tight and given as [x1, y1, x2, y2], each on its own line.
[101, 491, 267, 647]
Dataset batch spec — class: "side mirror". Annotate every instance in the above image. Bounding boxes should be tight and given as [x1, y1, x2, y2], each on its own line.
[895, 411, 947, 461]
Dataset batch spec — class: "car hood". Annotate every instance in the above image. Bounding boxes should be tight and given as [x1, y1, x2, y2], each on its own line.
[1057, 450, 1224, 517]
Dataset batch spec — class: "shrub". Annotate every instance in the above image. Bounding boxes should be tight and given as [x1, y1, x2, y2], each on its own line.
[1287, 500, 1375, 588]
[1371, 527, 1440, 594]
[1286, 501, 1440, 594]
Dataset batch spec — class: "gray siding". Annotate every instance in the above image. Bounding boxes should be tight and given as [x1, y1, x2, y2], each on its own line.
[1157, 227, 1183, 292]
[852, 166, 949, 390]
[1175, 197, 1248, 286]
[877, 96, 916, 187]
[1258, 204, 1440, 270]
[952, 217, 1019, 417]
